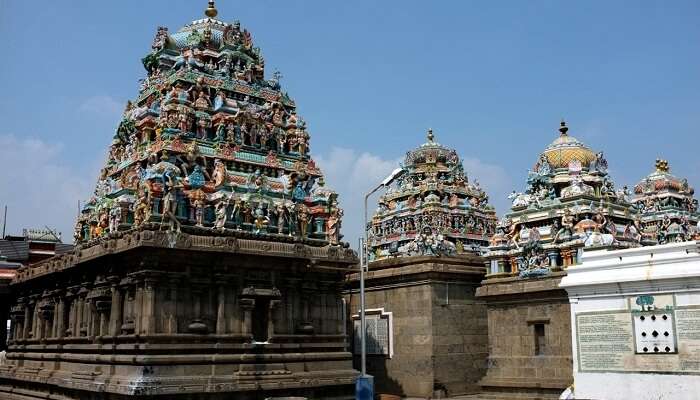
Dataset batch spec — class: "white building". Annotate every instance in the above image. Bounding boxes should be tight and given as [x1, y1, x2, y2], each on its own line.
[560, 241, 700, 400]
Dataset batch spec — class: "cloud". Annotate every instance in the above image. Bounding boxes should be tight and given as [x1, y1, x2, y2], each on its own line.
[78, 95, 124, 118]
[315, 147, 402, 247]
[461, 156, 514, 215]
[315, 147, 514, 246]
[0, 135, 95, 242]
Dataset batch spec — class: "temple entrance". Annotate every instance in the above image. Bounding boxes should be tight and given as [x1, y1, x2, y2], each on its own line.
[252, 298, 270, 342]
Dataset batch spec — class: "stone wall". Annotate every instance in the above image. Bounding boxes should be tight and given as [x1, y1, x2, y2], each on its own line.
[0, 229, 358, 400]
[431, 282, 488, 395]
[476, 273, 573, 399]
[345, 256, 488, 398]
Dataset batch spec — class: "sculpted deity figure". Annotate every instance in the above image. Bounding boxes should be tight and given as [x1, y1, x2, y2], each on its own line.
[193, 197, 206, 227]
[297, 204, 311, 237]
[553, 208, 575, 242]
[253, 204, 270, 234]
[160, 172, 182, 232]
[593, 207, 616, 235]
[196, 116, 210, 139]
[215, 121, 227, 142]
[230, 198, 243, 228]
[326, 208, 343, 245]
[109, 206, 122, 234]
[212, 159, 227, 187]
[589, 151, 608, 173]
[194, 91, 210, 111]
[535, 153, 552, 175]
[624, 218, 642, 243]
[178, 111, 190, 133]
[133, 186, 151, 228]
[213, 196, 230, 230]
[561, 175, 594, 198]
[275, 202, 287, 234]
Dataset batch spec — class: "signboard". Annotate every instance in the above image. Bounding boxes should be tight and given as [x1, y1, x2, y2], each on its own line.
[576, 294, 700, 374]
[352, 308, 393, 357]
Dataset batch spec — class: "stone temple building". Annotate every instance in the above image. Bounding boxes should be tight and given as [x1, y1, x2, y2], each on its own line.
[0, 2, 358, 399]
[631, 159, 700, 245]
[476, 121, 641, 399]
[346, 131, 496, 397]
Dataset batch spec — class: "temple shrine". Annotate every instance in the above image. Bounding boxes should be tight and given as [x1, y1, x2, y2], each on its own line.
[367, 130, 497, 260]
[476, 121, 641, 399]
[0, 2, 358, 399]
[631, 159, 700, 245]
[346, 132, 493, 397]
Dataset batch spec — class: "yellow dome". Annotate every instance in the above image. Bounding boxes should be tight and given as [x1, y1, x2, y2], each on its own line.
[540, 121, 596, 169]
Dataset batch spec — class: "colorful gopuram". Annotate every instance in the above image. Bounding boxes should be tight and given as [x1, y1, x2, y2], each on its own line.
[345, 131, 494, 397]
[367, 129, 497, 260]
[486, 121, 640, 277]
[74, 3, 341, 245]
[631, 159, 700, 245]
[475, 121, 640, 400]
[0, 2, 357, 399]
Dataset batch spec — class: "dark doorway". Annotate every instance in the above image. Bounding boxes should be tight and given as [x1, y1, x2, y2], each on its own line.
[252, 298, 270, 342]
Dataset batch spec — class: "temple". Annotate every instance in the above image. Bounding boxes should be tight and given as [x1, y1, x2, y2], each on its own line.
[0, 2, 357, 399]
[476, 121, 641, 399]
[367, 129, 497, 259]
[631, 159, 700, 244]
[345, 132, 493, 397]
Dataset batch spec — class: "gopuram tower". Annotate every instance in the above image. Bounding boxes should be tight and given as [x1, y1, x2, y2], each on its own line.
[631, 159, 700, 244]
[0, 2, 358, 399]
[367, 129, 497, 259]
[475, 121, 640, 399]
[346, 131, 496, 398]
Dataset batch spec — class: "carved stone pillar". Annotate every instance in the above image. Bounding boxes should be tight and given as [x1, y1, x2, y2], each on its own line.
[22, 301, 31, 339]
[239, 298, 255, 337]
[216, 283, 226, 335]
[142, 277, 157, 334]
[268, 299, 281, 339]
[109, 284, 123, 336]
[133, 278, 144, 334]
[64, 288, 77, 337]
[55, 297, 66, 339]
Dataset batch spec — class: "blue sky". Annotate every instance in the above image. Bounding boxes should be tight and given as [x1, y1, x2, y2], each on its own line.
[1, 1, 699, 245]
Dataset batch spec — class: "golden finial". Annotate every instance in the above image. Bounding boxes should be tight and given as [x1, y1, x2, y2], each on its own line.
[427, 128, 434, 143]
[655, 158, 669, 173]
[205, 0, 218, 18]
[559, 119, 569, 136]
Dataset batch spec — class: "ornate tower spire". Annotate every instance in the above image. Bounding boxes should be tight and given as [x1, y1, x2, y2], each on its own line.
[559, 120, 569, 136]
[205, 0, 218, 18]
[427, 128, 434, 143]
[655, 158, 669, 173]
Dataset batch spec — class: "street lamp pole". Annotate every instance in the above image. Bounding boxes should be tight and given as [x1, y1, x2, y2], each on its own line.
[357, 167, 405, 394]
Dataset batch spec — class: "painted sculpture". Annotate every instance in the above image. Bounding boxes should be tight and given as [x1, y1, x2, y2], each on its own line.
[486, 121, 640, 278]
[367, 129, 497, 260]
[74, 5, 345, 246]
[631, 159, 700, 244]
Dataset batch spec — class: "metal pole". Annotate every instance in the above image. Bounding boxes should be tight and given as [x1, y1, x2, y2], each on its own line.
[2, 205, 6, 238]
[360, 192, 370, 377]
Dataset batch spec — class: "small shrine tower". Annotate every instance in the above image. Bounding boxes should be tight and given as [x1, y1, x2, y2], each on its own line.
[631, 159, 700, 244]
[475, 121, 640, 399]
[346, 130, 494, 397]
[367, 129, 497, 259]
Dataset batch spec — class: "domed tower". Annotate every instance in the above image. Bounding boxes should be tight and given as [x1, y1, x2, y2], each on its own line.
[476, 121, 640, 400]
[631, 159, 700, 244]
[349, 130, 495, 395]
[2, 3, 358, 400]
[486, 121, 640, 278]
[367, 129, 497, 260]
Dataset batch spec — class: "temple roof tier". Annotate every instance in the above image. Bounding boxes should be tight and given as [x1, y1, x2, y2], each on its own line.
[368, 130, 497, 261]
[74, 1, 346, 249]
